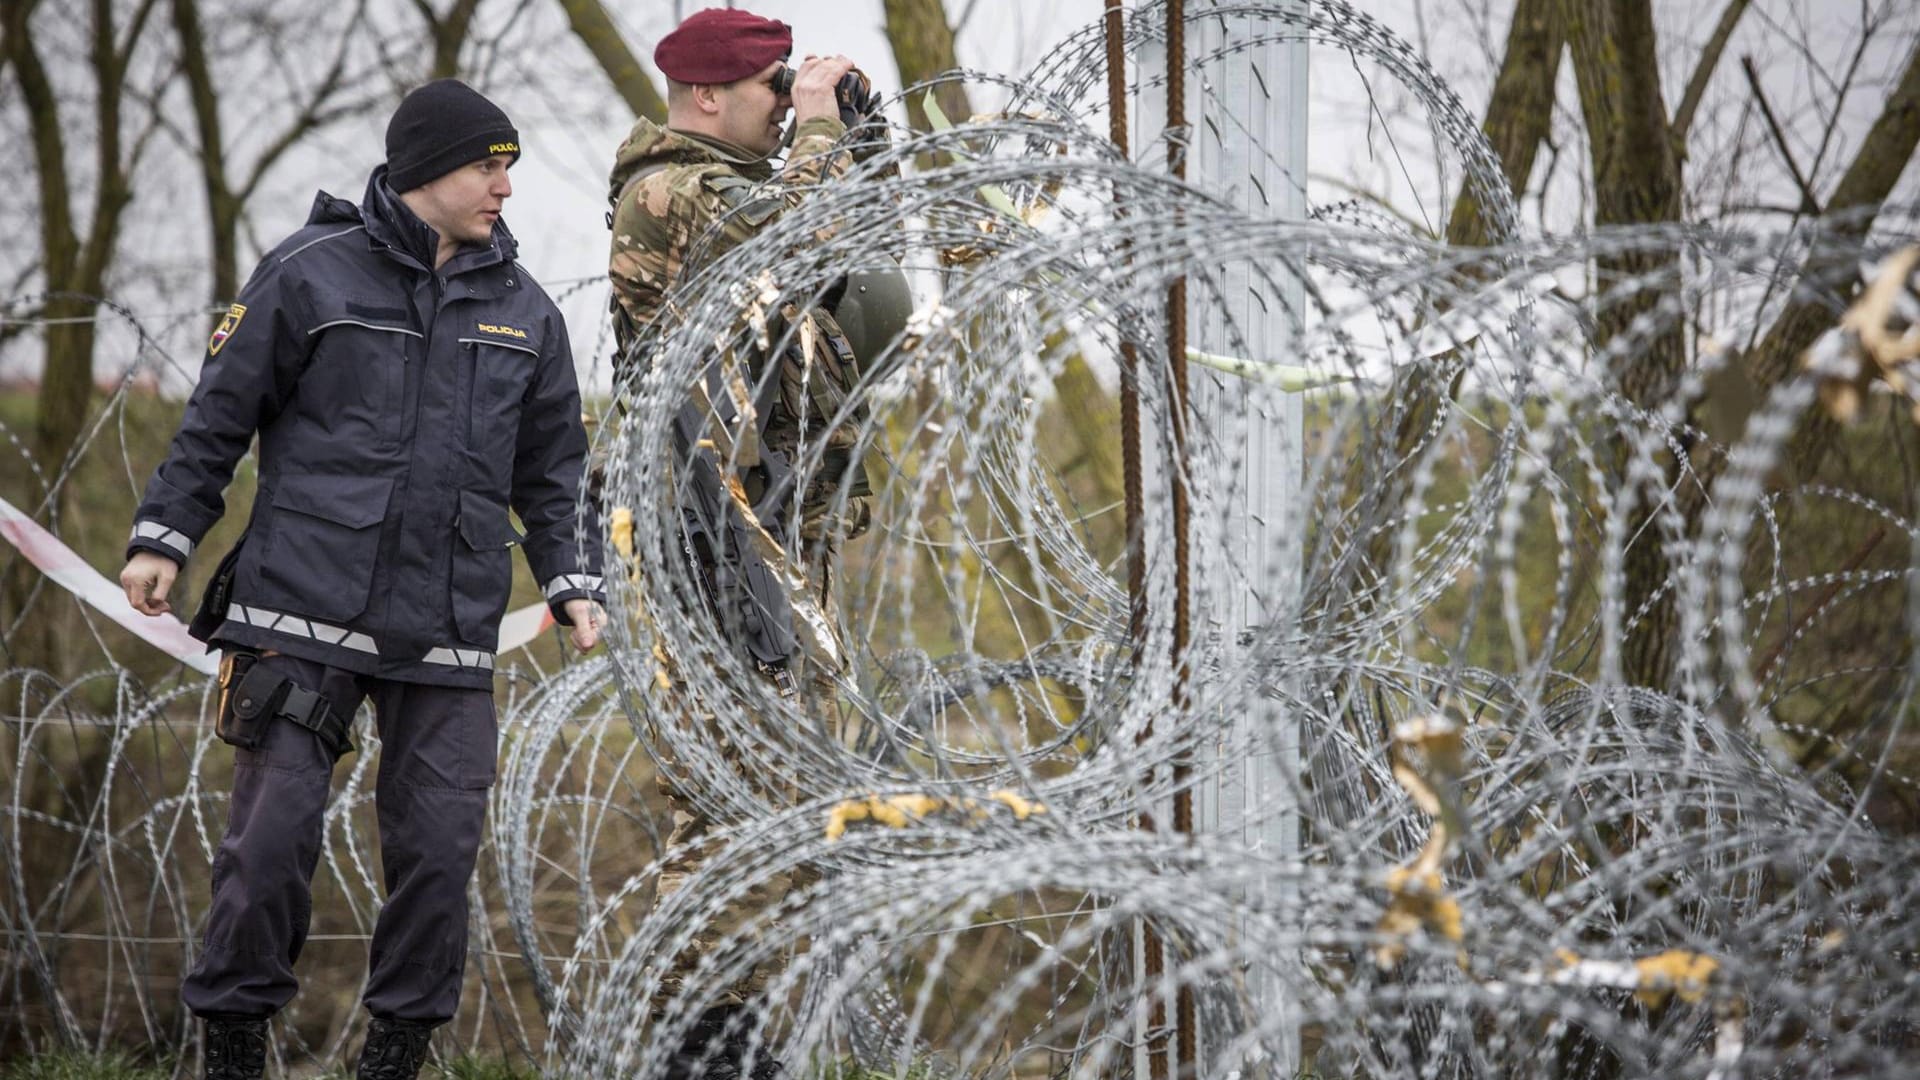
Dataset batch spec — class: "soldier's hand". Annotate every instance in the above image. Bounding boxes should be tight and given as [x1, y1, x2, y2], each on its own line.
[791, 54, 858, 125]
[563, 598, 602, 654]
[847, 91, 892, 161]
[121, 551, 180, 617]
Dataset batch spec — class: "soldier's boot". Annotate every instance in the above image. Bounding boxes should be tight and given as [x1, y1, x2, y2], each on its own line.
[668, 1005, 784, 1080]
[202, 1016, 267, 1080]
[355, 1017, 434, 1080]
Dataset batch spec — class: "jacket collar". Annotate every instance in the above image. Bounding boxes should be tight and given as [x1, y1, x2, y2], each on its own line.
[310, 166, 518, 277]
[605, 118, 777, 203]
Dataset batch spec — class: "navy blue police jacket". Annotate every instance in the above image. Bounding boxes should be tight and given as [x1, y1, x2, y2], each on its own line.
[127, 168, 605, 689]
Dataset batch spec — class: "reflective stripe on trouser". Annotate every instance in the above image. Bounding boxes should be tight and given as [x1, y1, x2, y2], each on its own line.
[182, 653, 497, 1024]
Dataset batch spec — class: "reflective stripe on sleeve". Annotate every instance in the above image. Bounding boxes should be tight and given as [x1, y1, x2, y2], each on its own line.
[308, 319, 423, 338]
[129, 521, 195, 561]
[543, 573, 605, 600]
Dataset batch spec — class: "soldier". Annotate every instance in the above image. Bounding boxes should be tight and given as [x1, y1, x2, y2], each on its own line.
[604, 8, 905, 1078]
[119, 80, 605, 1080]
[610, 6, 885, 550]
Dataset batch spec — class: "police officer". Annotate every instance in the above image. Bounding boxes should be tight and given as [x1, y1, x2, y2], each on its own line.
[119, 80, 605, 1080]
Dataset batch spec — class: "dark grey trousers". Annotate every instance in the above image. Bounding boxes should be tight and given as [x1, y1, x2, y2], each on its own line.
[182, 652, 497, 1024]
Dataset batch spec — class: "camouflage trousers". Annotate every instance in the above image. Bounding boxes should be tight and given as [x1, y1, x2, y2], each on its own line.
[649, 699, 818, 1011]
[792, 491, 869, 691]
[649, 495, 867, 1011]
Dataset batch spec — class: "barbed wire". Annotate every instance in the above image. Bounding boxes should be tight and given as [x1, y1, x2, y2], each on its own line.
[3, 2, 1919, 1076]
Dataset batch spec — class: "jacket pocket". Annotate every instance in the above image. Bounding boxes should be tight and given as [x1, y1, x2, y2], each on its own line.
[255, 473, 393, 624]
[450, 489, 521, 646]
[304, 295, 418, 446]
[459, 336, 537, 467]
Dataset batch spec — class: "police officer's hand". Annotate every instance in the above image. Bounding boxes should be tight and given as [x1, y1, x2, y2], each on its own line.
[790, 54, 858, 125]
[121, 551, 180, 617]
[563, 598, 602, 654]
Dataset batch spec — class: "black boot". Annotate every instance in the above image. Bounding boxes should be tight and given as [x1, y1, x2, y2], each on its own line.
[355, 1016, 434, 1080]
[668, 1005, 783, 1080]
[202, 1016, 267, 1080]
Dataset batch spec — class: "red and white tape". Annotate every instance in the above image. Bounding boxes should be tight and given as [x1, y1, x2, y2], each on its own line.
[0, 494, 554, 676]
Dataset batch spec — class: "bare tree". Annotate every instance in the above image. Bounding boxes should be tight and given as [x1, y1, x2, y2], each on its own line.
[168, 0, 384, 309]
[878, 0, 1128, 513]
[555, 0, 665, 120]
[415, 0, 482, 79]
[3, 0, 164, 488]
[1555, 1, 1919, 689]
[1353, 0, 1567, 617]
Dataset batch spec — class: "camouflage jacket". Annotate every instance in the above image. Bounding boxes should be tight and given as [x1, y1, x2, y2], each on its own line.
[608, 116, 848, 331]
[607, 117, 871, 505]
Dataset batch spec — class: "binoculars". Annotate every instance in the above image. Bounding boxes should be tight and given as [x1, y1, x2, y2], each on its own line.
[770, 63, 872, 109]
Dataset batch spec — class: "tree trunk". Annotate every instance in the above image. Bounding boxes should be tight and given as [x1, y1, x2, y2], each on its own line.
[557, 0, 665, 121]
[7, 0, 122, 486]
[5, 0, 134, 679]
[1350, 0, 1565, 608]
[1445, 0, 1562, 248]
[1561, 0, 1687, 690]
[170, 0, 242, 308]
[427, 0, 481, 79]
[881, 0, 974, 132]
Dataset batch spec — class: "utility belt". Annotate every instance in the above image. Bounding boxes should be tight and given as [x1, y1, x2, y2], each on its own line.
[216, 651, 355, 761]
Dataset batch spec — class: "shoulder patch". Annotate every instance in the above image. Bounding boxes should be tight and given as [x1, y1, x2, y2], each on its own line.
[208, 303, 246, 357]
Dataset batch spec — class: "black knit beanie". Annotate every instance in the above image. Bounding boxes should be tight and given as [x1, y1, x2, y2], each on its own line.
[385, 79, 521, 192]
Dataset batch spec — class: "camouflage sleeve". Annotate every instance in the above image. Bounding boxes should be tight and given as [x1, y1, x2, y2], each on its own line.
[777, 116, 853, 189]
[609, 117, 854, 336]
[704, 116, 853, 259]
[609, 168, 701, 334]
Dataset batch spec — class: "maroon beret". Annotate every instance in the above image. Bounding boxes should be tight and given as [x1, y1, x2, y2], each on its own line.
[654, 8, 793, 85]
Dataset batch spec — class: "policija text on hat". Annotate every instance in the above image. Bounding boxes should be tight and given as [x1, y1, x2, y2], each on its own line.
[119, 79, 605, 1080]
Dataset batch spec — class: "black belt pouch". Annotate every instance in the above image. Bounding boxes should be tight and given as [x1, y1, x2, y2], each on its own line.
[215, 651, 281, 751]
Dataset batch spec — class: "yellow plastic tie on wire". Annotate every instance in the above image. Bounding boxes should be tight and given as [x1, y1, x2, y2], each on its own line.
[1375, 712, 1470, 969]
[609, 507, 634, 561]
[825, 792, 1044, 840]
[825, 794, 939, 840]
[988, 790, 1047, 820]
[1632, 950, 1719, 1007]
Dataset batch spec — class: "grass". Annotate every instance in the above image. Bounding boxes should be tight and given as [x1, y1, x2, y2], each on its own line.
[435, 1056, 541, 1080]
[0, 1051, 541, 1080]
[813, 1062, 940, 1080]
[0, 1051, 940, 1079]
[0, 1050, 172, 1080]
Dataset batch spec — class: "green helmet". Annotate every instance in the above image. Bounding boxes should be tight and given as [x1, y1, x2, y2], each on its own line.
[828, 262, 915, 369]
